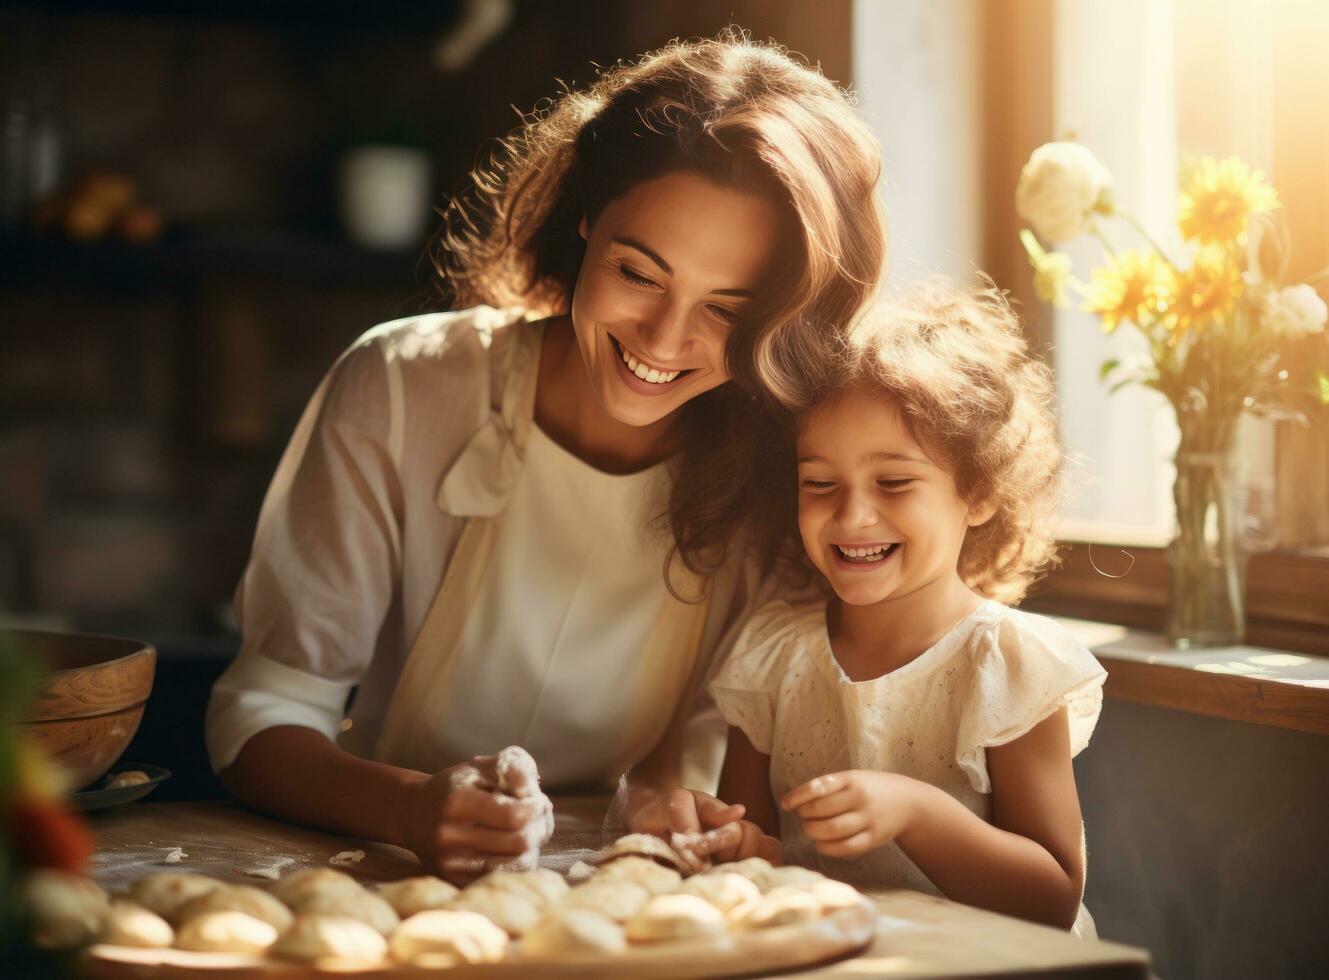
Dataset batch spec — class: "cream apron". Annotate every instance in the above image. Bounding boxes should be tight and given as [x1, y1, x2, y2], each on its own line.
[367, 320, 713, 784]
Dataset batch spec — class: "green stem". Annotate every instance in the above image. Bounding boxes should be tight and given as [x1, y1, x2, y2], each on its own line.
[1118, 210, 1183, 273]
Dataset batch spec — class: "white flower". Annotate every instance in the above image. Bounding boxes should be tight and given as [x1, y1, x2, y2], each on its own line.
[1257, 284, 1327, 339]
[1016, 142, 1114, 245]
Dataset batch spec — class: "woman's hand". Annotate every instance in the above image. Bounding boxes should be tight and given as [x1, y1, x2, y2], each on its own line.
[399, 754, 553, 884]
[709, 818, 783, 866]
[626, 787, 749, 868]
[780, 770, 923, 860]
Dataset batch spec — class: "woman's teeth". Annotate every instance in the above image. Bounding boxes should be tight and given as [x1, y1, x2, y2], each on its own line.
[836, 543, 898, 563]
[620, 344, 681, 384]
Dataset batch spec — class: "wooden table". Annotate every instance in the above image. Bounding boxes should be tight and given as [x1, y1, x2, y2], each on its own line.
[89, 799, 1151, 979]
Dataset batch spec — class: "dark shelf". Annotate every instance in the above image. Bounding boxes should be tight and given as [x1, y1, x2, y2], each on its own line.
[0, 227, 434, 294]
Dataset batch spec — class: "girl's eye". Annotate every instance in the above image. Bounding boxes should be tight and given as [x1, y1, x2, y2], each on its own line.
[616, 264, 658, 288]
[878, 479, 914, 490]
[801, 479, 836, 491]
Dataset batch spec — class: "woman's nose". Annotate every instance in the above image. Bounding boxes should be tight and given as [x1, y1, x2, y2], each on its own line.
[637, 297, 692, 362]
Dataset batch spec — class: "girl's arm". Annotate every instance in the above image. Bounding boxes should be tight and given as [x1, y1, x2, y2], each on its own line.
[717, 727, 778, 836]
[782, 708, 1085, 929]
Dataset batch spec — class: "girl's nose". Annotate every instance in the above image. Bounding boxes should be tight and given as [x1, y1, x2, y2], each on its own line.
[836, 488, 879, 530]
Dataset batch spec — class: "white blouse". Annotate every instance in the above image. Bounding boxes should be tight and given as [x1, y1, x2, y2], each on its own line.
[709, 598, 1107, 935]
[205, 306, 781, 790]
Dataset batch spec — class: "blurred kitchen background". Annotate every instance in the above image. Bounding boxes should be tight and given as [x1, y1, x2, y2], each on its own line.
[3, 3, 1327, 977]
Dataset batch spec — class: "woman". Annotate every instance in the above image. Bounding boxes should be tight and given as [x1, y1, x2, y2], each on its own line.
[205, 32, 885, 879]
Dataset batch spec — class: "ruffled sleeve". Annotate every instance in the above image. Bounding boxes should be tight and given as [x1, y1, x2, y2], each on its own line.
[706, 599, 810, 755]
[955, 609, 1108, 794]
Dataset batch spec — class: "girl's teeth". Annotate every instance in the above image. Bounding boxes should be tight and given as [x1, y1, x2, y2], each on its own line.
[837, 544, 895, 562]
[621, 345, 680, 383]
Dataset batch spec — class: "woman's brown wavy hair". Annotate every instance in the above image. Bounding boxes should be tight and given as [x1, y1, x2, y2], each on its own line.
[431, 29, 886, 588]
[773, 279, 1065, 604]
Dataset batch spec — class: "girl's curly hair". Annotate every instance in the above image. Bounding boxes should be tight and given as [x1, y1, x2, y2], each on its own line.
[784, 278, 1065, 604]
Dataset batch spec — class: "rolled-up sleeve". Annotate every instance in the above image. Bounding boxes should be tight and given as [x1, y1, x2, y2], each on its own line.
[205, 336, 402, 774]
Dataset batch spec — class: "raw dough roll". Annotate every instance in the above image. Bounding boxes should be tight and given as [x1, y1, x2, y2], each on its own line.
[389, 909, 509, 967]
[129, 873, 222, 924]
[520, 908, 626, 958]
[558, 879, 650, 923]
[270, 914, 388, 963]
[375, 876, 459, 918]
[174, 911, 277, 954]
[625, 893, 727, 943]
[271, 867, 362, 908]
[23, 870, 109, 949]
[177, 884, 293, 932]
[99, 901, 173, 948]
[294, 887, 399, 935]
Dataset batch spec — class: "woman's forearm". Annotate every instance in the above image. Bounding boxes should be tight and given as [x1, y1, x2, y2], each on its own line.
[897, 782, 1084, 930]
[218, 725, 427, 848]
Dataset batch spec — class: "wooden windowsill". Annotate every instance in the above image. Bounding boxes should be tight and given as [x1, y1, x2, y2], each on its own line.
[1051, 616, 1329, 736]
[1024, 540, 1329, 656]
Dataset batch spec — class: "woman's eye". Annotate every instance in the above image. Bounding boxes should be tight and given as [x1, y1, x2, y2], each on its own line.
[706, 304, 739, 325]
[616, 264, 658, 288]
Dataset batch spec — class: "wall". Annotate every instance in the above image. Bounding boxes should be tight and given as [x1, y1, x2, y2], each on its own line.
[1078, 700, 1329, 979]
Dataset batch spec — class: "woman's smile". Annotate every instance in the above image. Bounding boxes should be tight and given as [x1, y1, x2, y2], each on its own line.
[609, 334, 693, 392]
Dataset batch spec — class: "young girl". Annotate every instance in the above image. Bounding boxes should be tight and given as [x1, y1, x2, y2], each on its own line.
[706, 279, 1106, 936]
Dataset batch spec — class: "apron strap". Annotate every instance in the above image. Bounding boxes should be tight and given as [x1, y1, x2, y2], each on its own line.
[372, 321, 543, 765]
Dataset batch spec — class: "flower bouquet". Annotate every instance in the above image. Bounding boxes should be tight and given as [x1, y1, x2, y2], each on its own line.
[1016, 142, 1329, 647]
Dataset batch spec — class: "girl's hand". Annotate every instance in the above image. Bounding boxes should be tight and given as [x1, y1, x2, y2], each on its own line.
[709, 818, 784, 866]
[400, 755, 552, 884]
[780, 770, 923, 859]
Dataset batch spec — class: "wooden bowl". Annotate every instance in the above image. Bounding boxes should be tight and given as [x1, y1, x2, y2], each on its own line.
[19, 630, 156, 791]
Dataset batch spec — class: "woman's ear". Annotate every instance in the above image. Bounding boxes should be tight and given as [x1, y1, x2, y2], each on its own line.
[966, 497, 998, 528]
[578, 216, 589, 241]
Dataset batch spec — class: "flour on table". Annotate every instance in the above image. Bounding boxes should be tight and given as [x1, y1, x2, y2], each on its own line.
[243, 856, 295, 880]
[161, 847, 186, 864]
[329, 849, 366, 866]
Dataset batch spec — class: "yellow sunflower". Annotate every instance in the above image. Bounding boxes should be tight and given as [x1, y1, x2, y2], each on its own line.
[1169, 247, 1244, 337]
[1178, 156, 1279, 245]
[1081, 249, 1173, 333]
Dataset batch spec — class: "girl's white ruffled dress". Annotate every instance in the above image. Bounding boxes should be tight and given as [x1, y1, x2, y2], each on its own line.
[710, 598, 1107, 938]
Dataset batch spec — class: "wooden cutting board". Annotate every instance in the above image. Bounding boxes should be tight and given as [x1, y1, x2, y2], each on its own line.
[85, 799, 1152, 978]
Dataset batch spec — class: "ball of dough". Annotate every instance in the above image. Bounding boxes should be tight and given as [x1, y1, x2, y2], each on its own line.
[594, 856, 682, 895]
[271, 867, 363, 908]
[447, 884, 542, 937]
[731, 886, 821, 929]
[105, 770, 151, 789]
[473, 868, 568, 907]
[719, 856, 773, 881]
[389, 909, 509, 967]
[129, 873, 223, 924]
[375, 876, 459, 918]
[752, 864, 824, 894]
[23, 870, 109, 949]
[178, 884, 293, 932]
[809, 878, 868, 912]
[270, 914, 388, 964]
[521, 908, 626, 958]
[99, 901, 173, 948]
[295, 888, 399, 935]
[678, 871, 761, 914]
[559, 879, 650, 923]
[625, 893, 727, 943]
[174, 911, 277, 953]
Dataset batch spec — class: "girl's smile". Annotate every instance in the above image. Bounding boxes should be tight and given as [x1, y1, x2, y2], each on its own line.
[796, 388, 993, 613]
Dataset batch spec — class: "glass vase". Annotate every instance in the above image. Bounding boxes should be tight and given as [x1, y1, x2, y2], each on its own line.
[1165, 448, 1248, 648]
